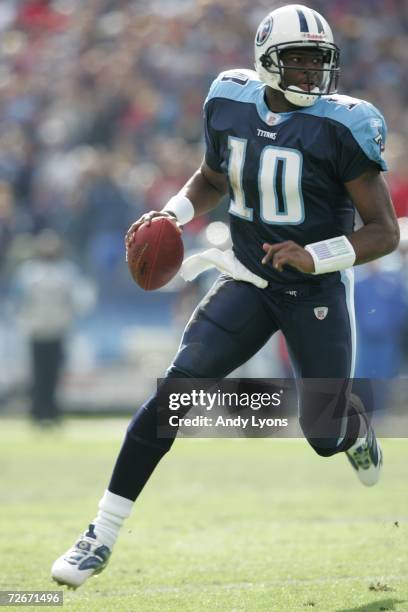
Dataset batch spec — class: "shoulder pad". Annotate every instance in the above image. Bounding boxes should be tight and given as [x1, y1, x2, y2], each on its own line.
[318, 94, 382, 125]
[310, 95, 388, 171]
[204, 69, 262, 107]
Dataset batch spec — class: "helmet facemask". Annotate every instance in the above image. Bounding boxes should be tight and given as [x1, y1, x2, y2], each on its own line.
[254, 5, 340, 108]
[258, 42, 340, 107]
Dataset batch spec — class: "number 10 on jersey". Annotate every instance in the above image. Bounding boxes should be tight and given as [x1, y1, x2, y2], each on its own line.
[227, 136, 305, 224]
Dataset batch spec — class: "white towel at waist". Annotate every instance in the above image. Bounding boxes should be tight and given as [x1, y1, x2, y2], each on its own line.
[180, 248, 268, 289]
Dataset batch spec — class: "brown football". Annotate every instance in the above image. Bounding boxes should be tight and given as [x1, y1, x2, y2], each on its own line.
[127, 216, 184, 290]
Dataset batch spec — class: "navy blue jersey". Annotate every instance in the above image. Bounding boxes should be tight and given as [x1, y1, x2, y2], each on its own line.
[204, 69, 388, 288]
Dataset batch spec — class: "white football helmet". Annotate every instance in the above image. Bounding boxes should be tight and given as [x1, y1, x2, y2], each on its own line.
[254, 4, 340, 107]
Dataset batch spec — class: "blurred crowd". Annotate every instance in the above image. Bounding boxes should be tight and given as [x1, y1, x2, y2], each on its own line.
[0, 0, 408, 400]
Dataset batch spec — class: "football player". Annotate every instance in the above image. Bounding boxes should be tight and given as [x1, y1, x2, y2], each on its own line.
[52, 4, 399, 588]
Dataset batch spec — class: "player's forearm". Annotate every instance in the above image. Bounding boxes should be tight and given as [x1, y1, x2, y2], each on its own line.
[345, 168, 400, 265]
[163, 161, 228, 223]
[180, 173, 223, 216]
[277, 218, 399, 276]
[348, 221, 400, 265]
[178, 164, 228, 218]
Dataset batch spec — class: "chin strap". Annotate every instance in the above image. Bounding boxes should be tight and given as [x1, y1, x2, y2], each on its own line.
[283, 85, 320, 108]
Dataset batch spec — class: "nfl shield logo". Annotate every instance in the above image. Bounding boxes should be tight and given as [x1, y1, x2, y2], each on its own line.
[314, 306, 328, 320]
[266, 112, 280, 126]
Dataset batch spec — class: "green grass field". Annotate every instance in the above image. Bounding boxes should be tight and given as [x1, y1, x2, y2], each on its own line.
[1, 418, 407, 611]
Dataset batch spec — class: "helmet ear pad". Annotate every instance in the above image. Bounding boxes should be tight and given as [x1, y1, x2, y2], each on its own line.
[259, 53, 273, 69]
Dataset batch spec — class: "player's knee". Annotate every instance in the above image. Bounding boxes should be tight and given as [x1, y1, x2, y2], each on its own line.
[127, 369, 197, 452]
[166, 362, 201, 378]
[307, 437, 342, 457]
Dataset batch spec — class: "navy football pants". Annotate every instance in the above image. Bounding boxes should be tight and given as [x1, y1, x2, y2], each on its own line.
[110, 275, 366, 501]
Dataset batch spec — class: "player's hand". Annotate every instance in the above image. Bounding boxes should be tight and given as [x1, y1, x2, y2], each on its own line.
[125, 211, 182, 250]
[262, 241, 315, 274]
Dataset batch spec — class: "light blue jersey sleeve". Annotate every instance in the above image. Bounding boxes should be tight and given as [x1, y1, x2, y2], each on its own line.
[311, 95, 388, 176]
[356, 105, 387, 171]
[204, 69, 261, 107]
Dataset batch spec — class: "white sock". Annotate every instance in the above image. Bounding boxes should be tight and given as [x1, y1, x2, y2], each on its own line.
[91, 490, 134, 549]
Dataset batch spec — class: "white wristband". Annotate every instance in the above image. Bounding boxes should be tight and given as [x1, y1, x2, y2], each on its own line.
[305, 235, 356, 274]
[162, 194, 195, 225]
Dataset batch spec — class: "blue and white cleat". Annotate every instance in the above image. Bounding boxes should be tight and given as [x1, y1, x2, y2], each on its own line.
[346, 427, 383, 487]
[51, 524, 111, 589]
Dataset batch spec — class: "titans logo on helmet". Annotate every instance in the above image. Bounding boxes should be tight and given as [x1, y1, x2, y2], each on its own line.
[255, 17, 273, 46]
